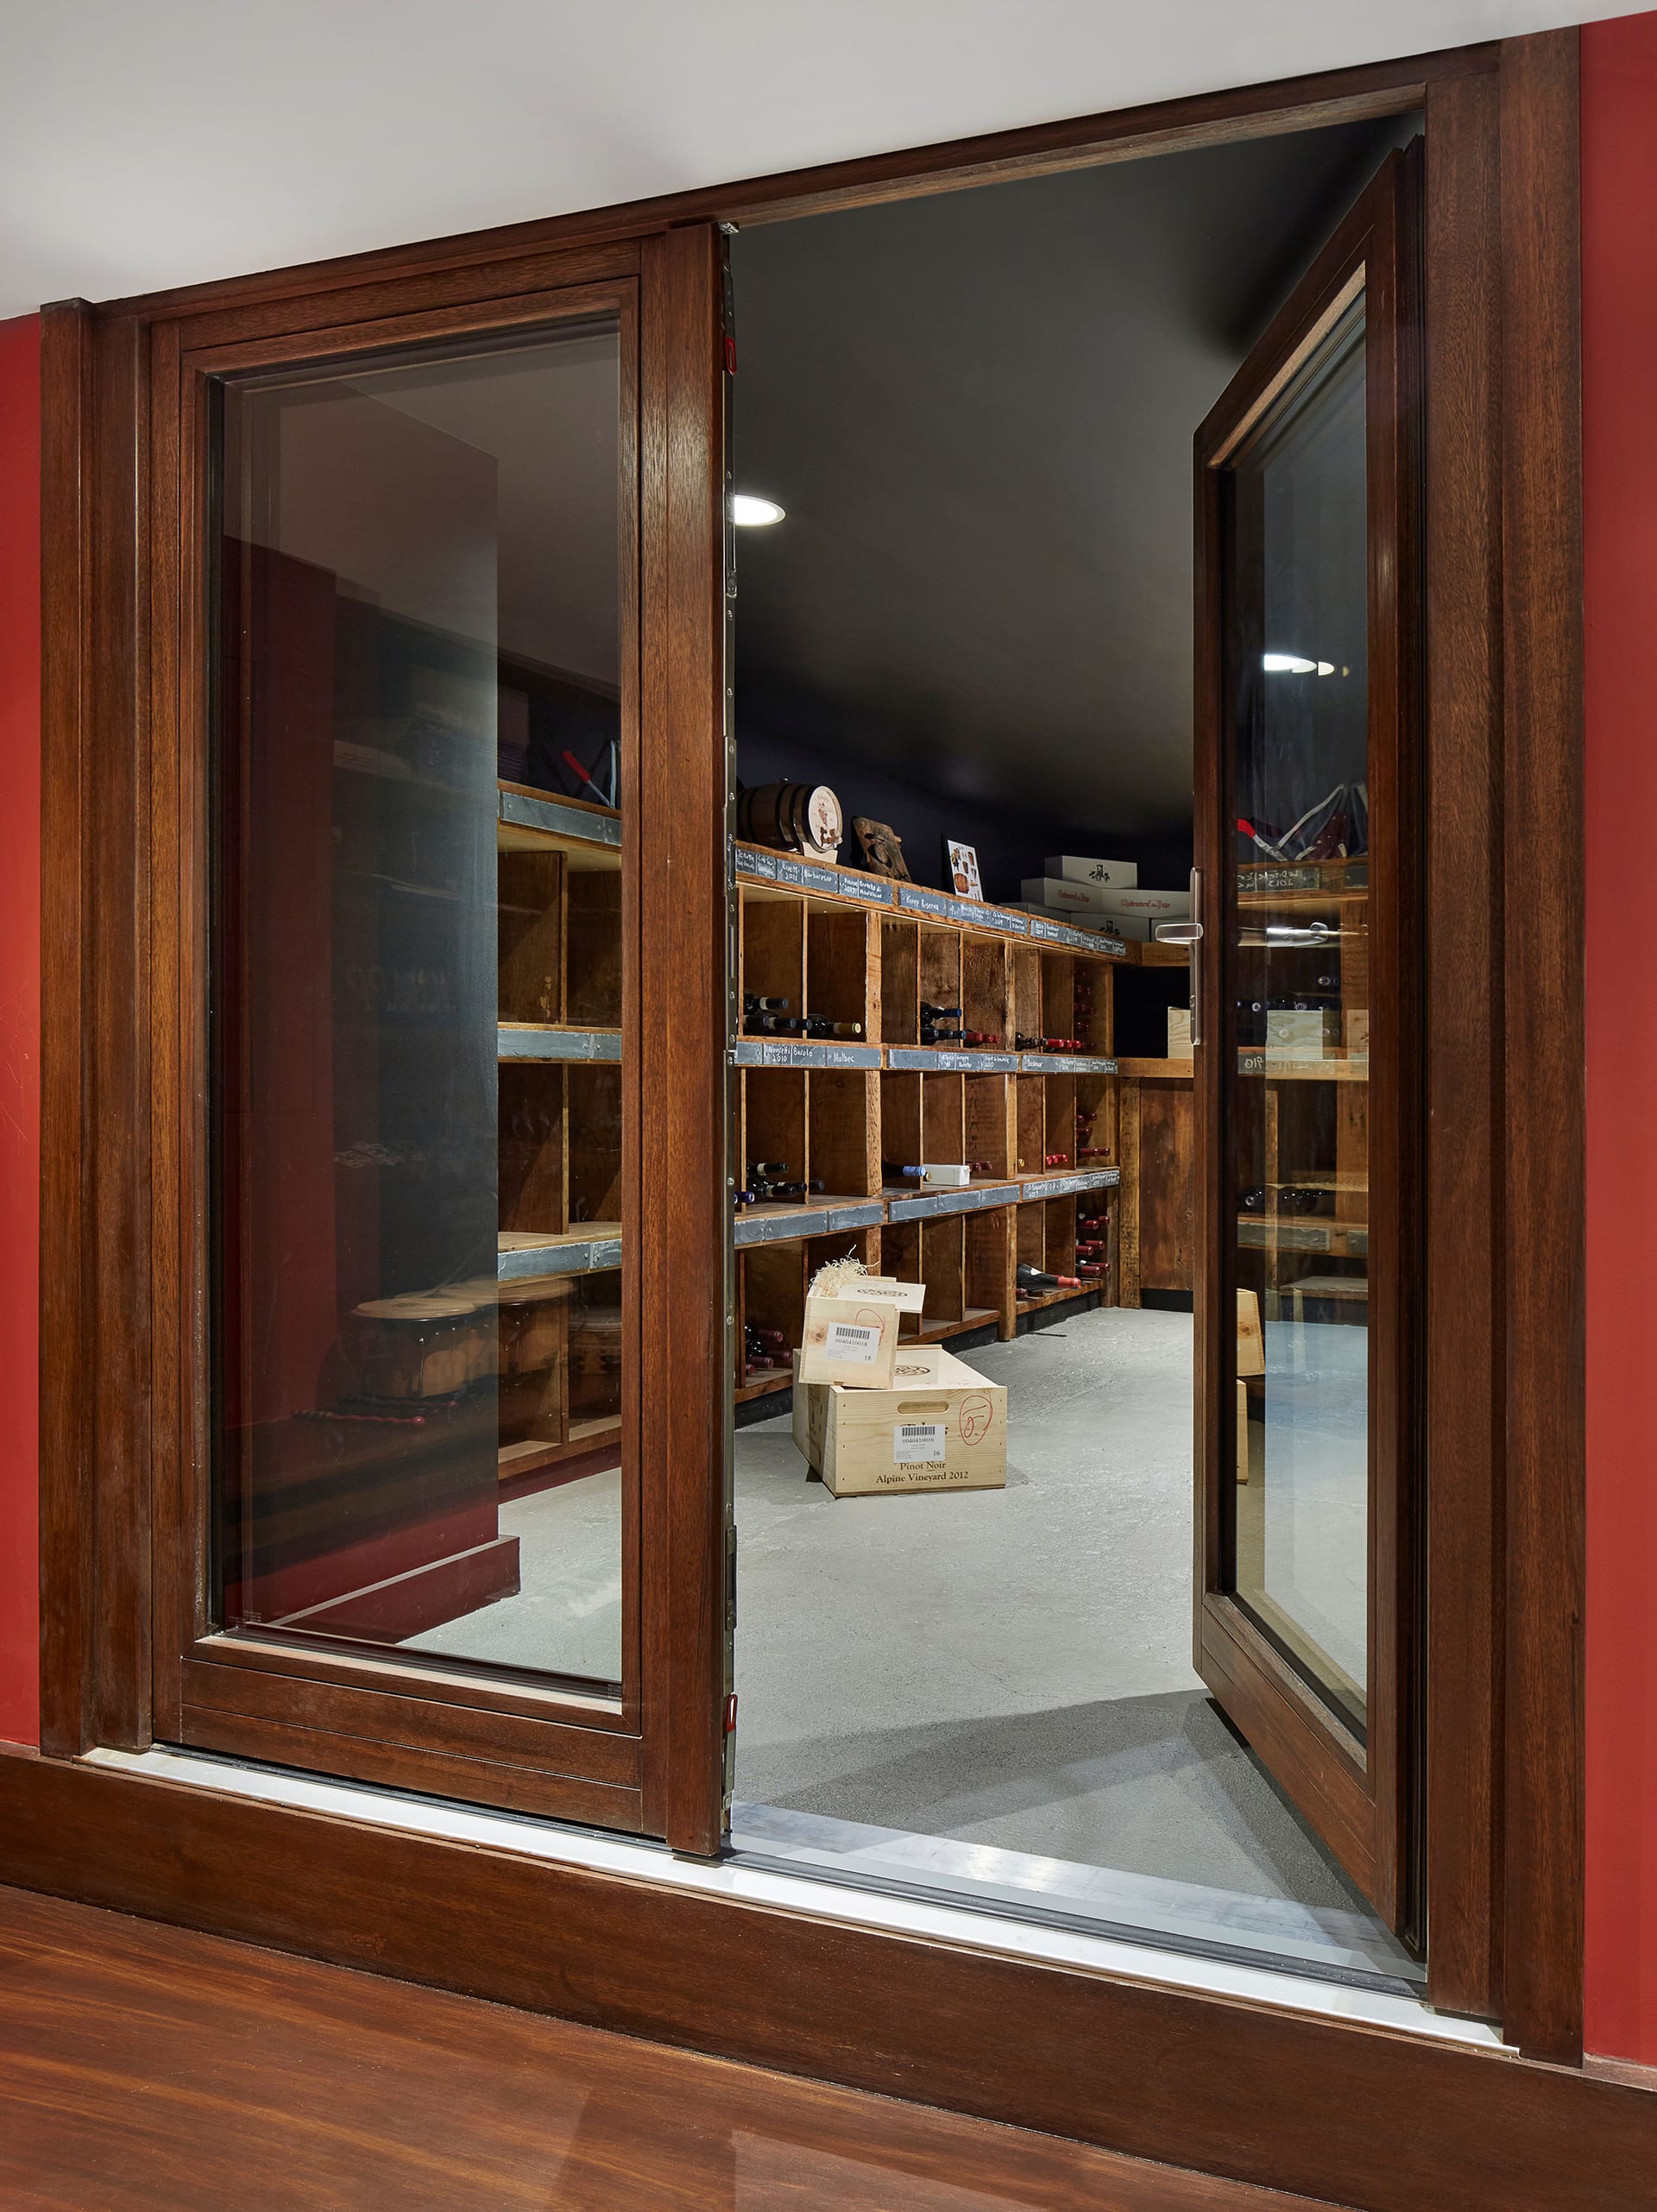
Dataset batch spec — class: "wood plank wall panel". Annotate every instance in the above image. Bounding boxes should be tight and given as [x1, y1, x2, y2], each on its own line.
[1497, 28, 1586, 2066]
[0, 1754, 1648, 2212]
[1422, 66, 1505, 2025]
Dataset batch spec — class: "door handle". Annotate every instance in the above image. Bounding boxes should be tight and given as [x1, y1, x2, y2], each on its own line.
[1154, 869, 1204, 1048]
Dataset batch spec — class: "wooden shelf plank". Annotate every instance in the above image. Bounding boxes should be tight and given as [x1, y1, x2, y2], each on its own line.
[1117, 1053, 1369, 1083]
[735, 844, 1131, 961]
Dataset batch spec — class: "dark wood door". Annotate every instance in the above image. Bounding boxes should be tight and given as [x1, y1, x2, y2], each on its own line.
[146, 229, 730, 1850]
[1189, 148, 1421, 1931]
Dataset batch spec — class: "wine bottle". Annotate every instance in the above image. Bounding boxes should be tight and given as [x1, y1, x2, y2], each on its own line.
[1016, 1263, 1081, 1295]
[774, 1178, 825, 1201]
[1014, 1031, 1043, 1051]
[920, 1024, 966, 1046]
[801, 1016, 865, 1038]
[743, 993, 790, 1013]
[880, 1160, 924, 1182]
[920, 1003, 963, 1023]
[745, 1011, 803, 1037]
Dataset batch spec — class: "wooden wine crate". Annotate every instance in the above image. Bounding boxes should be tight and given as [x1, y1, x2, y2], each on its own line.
[792, 1346, 1007, 1497]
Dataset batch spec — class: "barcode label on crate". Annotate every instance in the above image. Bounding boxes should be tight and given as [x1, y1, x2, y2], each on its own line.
[825, 1321, 881, 1363]
[893, 1421, 948, 1464]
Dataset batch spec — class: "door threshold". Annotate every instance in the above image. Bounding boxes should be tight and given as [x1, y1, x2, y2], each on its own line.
[85, 1747, 1499, 2050]
[729, 1799, 1422, 1995]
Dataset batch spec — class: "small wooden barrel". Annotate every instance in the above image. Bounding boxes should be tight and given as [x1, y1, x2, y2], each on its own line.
[737, 781, 841, 858]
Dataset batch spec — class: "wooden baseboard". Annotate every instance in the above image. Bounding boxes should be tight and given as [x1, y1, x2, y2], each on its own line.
[0, 1748, 1647, 2212]
[1585, 2052, 1657, 2093]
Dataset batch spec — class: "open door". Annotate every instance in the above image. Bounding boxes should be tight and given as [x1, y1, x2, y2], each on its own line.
[1183, 146, 1421, 1932]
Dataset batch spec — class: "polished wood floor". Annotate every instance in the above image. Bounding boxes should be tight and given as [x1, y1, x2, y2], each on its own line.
[0, 1882, 1340, 2210]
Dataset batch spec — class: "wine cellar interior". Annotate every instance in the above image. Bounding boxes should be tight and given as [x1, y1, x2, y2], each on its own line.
[719, 110, 1414, 1987]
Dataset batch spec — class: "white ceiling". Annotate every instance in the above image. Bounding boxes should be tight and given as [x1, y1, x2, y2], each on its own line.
[0, 0, 1635, 321]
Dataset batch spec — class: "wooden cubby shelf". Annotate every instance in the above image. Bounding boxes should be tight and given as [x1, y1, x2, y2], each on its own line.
[734, 849, 1125, 1388]
[495, 780, 625, 1478]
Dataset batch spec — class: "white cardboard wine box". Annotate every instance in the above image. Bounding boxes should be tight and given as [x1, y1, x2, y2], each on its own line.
[791, 1345, 1008, 1497]
[1265, 1007, 1338, 1056]
[1020, 874, 1113, 913]
[1042, 854, 1138, 889]
[797, 1275, 926, 1390]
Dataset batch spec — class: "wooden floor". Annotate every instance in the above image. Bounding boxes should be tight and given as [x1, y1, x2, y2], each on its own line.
[0, 1882, 1341, 2210]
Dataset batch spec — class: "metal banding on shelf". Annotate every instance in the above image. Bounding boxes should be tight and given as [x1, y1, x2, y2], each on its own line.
[1024, 914, 1129, 955]
[1018, 1053, 1118, 1075]
[733, 846, 894, 905]
[498, 1025, 622, 1062]
[734, 1207, 830, 1245]
[732, 1039, 882, 1069]
[1020, 1169, 1119, 1200]
[775, 856, 893, 904]
[888, 1183, 1019, 1222]
[887, 1047, 1019, 1073]
[824, 1200, 886, 1231]
[497, 1237, 622, 1282]
[498, 788, 621, 849]
[898, 884, 1027, 934]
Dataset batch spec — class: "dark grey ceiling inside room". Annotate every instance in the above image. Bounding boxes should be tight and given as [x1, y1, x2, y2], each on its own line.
[730, 117, 1409, 842]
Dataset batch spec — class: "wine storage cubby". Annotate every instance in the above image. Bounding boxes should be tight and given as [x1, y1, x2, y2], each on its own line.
[494, 778, 626, 1477]
[733, 843, 1128, 1404]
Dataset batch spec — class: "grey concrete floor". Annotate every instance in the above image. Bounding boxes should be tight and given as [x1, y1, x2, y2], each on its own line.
[731, 1307, 1371, 1914]
[401, 1305, 1371, 1923]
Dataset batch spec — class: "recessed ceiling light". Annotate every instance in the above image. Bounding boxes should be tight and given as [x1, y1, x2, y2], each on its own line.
[732, 493, 785, 527]
[1263, 652, 1317, 674]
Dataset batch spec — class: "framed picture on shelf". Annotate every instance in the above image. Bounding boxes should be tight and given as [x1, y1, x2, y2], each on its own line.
[944, 838, 983, 901]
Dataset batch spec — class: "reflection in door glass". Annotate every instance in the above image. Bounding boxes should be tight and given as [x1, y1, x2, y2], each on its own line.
[214, 325, 627, 1689]
[1225, 293, 1369, 1740]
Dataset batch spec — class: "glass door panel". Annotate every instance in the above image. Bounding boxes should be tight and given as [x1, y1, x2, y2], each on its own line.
[1193, 147, 1419, 1930]
[1227, 295, 1370, 1741]
[216, 319, 629, 1694]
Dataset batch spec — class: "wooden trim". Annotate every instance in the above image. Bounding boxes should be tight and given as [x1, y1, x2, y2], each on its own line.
[638, 228, 730, 1852]
[1496, 27, 1586, 2066]
[38, 299, 92, 1758]
[1421, 66, 1505, 2025]
[98, 53, 1492, 329]
[38, 303, 154, 1760]
[0, 1749, 1646, 2212]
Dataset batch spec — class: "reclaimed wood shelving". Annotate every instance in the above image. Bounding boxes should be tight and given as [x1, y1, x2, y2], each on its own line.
[492, 780, 624, 1475]
[733, 843, 1124, 1399]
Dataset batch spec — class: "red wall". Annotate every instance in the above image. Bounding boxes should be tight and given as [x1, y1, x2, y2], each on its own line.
[0, 313, 41, 1749]
[1582, 9, 1657, 2074]
[0, 29, 1650, 2057]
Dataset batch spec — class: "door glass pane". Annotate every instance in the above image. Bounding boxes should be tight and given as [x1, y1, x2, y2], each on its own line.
[1225, 293, 1369, 1740]
[214, 323, 627, 1690]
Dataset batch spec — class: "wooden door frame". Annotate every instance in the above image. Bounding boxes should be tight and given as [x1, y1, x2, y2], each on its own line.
[35, 27, 1583, 2078]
